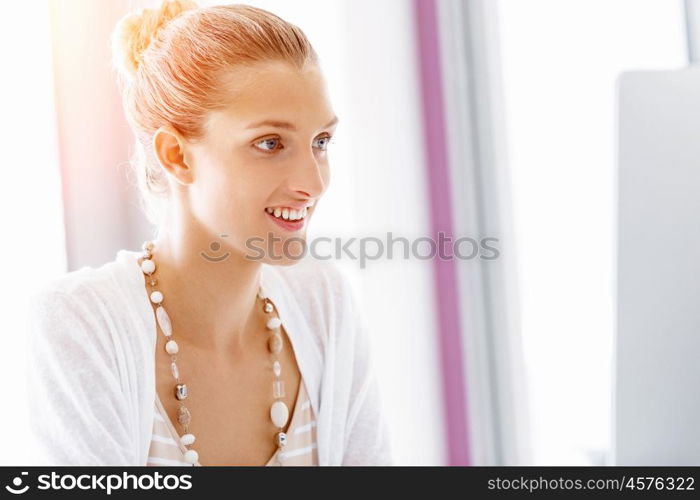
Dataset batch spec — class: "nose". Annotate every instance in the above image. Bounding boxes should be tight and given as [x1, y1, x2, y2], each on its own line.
[290, 150, 328, 199]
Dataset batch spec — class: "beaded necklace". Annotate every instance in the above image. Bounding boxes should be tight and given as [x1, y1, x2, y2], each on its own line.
[139, 240, 290, 465]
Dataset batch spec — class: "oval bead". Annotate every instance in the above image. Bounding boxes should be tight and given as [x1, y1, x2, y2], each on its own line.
[183, 449, 199, 464]
[150, 291, 163, 304]
[266, 317, 282, 330]
[257, 286, 267, 299]
[141, 259, 155, 275]
[156, 306, 172, 337]
[181, 433, 196, 446]
[270, 400, 289, 428]
[170, 361, 179, 380]
[272, 360, 281, 377]
[165, 339, 179, 355]
[268, 333, 283, 354]
[264, 302, 274, 313]
[177, 405, 191, 426]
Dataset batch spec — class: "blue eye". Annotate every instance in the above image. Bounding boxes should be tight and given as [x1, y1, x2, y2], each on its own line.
[254, 137, 281, 153]
[314, 135, 333, 151]
[253, 135, 334, 154]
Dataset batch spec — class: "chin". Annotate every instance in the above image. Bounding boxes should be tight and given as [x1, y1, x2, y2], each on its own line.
[271, 237, 308, 265]
[242, 231, 308, 266]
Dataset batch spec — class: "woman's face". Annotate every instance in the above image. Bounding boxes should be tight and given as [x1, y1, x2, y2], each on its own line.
[171, 60, 337, 266]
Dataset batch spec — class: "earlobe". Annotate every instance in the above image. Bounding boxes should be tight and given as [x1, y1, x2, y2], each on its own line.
[152, 125, 193, 185]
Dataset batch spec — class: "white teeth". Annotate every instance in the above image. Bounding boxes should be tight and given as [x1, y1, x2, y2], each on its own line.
[265, 205, 310, 222]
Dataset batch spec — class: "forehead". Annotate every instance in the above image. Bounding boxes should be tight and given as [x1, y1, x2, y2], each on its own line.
[205, 60, 334, 133]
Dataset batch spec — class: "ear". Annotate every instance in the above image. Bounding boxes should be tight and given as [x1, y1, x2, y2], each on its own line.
[152, 125, 193, 186]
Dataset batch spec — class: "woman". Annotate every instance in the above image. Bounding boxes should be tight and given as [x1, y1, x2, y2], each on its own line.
[26, 0, 393, 466]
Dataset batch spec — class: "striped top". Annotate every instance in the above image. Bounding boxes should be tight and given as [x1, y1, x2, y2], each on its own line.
[146, 378, 318, 466]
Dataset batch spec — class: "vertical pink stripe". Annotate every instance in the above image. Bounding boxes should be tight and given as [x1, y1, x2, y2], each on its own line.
[413, 0, 471, 465]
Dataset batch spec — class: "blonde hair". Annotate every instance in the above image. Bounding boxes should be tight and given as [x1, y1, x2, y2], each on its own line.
[110, 0, 319, 226]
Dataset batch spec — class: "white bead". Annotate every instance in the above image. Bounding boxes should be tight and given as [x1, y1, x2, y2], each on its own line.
[170, 361, 179, 379]
[156, 306, 172, 337]
[180, 433, 196, 446]
[183, 449, 199, 464]
[150, 291, 163, 304]
[273, 360, 281, 377]
[270, 400, 289, 428]
[165, 339, 179, 355]
[257, 286, 267, 299]
[141, 259, 155, 274]
[266, 317, 282, 330]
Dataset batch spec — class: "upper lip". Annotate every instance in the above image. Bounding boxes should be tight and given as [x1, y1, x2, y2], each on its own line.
[265, 201, 315, 211]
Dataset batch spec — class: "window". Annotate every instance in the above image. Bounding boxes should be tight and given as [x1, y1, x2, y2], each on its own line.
[497, 0, 687, 464]
[0, 0, 67, 464]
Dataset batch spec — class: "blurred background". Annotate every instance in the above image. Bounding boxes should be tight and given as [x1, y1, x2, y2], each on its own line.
[3, 0, 700, 466]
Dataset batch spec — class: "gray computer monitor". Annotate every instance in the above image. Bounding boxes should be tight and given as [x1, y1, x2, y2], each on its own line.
[615, 66, 700, 465]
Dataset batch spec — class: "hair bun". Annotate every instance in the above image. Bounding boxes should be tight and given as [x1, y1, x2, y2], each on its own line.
[111, 0, 198, 80]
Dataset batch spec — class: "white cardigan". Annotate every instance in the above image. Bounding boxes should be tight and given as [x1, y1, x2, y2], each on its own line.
[25, 248, 393, 466]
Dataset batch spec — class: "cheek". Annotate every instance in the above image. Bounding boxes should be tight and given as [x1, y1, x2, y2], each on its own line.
[320, 162, 331, 189]
[202, 155, 258, 203]
[190, 169, 255, 222]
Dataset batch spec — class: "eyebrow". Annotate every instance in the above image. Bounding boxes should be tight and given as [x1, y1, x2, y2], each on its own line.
[245, 115, 339, 131]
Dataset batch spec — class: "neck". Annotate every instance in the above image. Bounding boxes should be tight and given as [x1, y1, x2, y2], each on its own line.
[148, 224, 264, 353]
